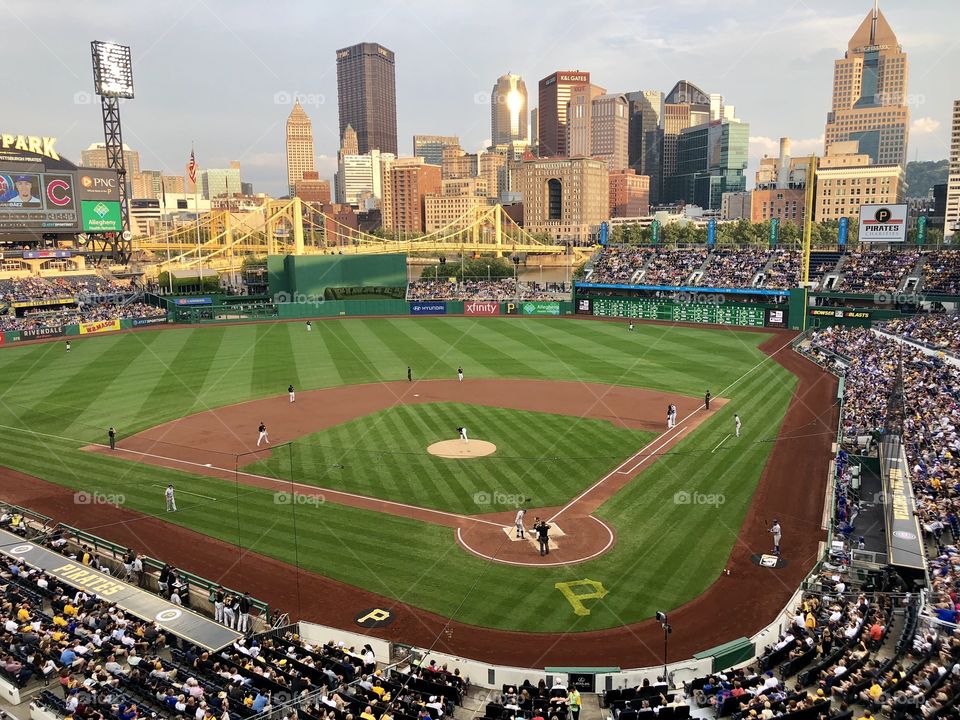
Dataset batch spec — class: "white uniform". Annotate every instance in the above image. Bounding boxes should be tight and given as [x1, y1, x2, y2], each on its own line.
[457, 369, 463, 382]
[770, 522, 782, 554]
[735, 415, 742, 437]
[288, 385, 295, 403]
[515, 509, 526, 538]
[459, 427, 468, 443]
[165, 486, 176, 512]
[306, 322, 312, 332]
[257, 424, 269, 446]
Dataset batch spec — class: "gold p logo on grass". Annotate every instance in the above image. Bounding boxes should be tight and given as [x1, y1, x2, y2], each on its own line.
[555, 579, 609, 616]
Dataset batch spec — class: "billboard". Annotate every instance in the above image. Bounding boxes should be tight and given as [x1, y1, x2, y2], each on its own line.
[79, 318, 121, 335]
[858, 204, 908, 242]
[410, 301, 447, 315]
[0, 136, 119, 233]
[506, 301, 562, 316]
[463, 301, 499, 316]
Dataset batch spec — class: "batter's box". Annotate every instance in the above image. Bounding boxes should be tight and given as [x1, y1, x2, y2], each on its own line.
[501, 524, 565, 551]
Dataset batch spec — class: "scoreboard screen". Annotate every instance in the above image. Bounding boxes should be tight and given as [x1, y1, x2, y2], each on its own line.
[0, 171, 78, 230]
[590, 297, 771, 327]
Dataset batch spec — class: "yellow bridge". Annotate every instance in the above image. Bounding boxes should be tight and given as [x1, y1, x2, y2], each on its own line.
[135, 198, 586, 272]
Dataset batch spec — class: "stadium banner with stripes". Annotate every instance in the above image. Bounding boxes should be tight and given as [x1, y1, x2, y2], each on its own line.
[79, 318, 121, 335]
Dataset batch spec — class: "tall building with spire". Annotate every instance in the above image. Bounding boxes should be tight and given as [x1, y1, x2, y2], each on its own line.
[491, 74, 529, 146]
[285, 100, 315, 196]
[824, 3, 909, 167]
[336, 42, 398, 155]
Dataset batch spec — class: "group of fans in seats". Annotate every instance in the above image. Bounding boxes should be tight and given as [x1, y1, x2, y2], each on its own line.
[877, 316, 960, 357]
[837, 251, 920, 294]
[489, 677, 585, 720]
[0, 302, 166, 332]
[0, 275, 128, 303]
[586, 246, 803, 290]
[699, 247, 770, 289]
[922, 253, 960, 297]
[641, 249, 709, 286]
[803, 325, 960, 628]
[406, 279, 567, 301]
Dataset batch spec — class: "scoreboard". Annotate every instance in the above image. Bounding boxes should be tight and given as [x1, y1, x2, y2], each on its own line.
[587, 297, 773, 327]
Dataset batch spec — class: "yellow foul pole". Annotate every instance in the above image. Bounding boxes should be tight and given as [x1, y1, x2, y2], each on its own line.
[801, 155, 817, 331]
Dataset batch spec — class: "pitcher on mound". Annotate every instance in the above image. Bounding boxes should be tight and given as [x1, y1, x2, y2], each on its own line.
[457, 426, 468, 443]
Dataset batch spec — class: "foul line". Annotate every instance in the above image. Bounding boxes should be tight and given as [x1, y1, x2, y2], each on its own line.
[149, 483, 216, 501]
[100, 444, 506, 529]
[712, 434, 731, 454]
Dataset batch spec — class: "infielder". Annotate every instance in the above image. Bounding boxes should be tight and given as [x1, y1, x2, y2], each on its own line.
[288, 384, 295, 403]
[457, 426, 468, 443]
[735, 414, 742, 437]
[165, 484, 176, 512]
[457, 366, 464, 382]
[257, 421, 269, 446]
[704, 390, 711, 410]
[769, 519, 782, 555]
[667, 403, 677, 429]
[514, 508, 526, 539]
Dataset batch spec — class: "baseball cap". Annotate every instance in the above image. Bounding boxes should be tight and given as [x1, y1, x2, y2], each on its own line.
[13, 174, 32, 182]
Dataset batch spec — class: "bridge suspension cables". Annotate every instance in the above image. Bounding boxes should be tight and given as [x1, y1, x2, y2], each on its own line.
[134, 198, 577, 273]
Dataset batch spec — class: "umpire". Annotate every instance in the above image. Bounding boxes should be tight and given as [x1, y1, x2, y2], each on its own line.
[534, 517, 551, 556]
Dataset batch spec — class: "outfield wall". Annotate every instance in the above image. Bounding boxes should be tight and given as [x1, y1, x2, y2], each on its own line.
[0, 315, 168, 344]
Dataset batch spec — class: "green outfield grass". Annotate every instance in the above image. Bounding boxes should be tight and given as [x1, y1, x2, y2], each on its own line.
[244, 403, 656, 514]
[0, 318, 797, 631]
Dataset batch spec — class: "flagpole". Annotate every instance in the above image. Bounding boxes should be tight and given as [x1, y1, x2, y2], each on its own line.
[193, 142, 202, 284]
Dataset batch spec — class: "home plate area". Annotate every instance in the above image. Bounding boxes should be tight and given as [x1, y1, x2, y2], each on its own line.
[501, 522, 565, 552]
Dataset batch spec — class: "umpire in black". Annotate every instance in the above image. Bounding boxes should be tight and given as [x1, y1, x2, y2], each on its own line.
[108, 427, 116, 451]
[534, 517, 551, 556]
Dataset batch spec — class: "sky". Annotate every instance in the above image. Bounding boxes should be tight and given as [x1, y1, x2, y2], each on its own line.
[5, 0, 959, 197]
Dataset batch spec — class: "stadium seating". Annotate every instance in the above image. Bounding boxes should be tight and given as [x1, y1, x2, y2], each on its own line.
[836, 250, 920, 294]
[921, 251, 960, 297]
[406, 279, 569, 301]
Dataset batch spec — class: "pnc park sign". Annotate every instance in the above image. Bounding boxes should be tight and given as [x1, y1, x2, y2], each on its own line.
[0, 133, 60, 161]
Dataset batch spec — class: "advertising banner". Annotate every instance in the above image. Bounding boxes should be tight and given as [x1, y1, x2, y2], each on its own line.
[858, 204, 908, 242]
[764, 308, 787, 328]
[506, 301, 561, 316]
[131, 316, 167, 327]
[175, 297, 213, 306]
[79, 318, 121, 335]
[463, 301, 500, 316]
[80, 200, 122, 232]
[410, 301, 447, 315]
[20, 326, 63, 340]
[575, 298, 593, 315]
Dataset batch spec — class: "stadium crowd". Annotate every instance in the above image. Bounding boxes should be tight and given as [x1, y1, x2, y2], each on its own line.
[803, 325, 960, 628]
[836, 251, 920, 294]
[699, 247, 770, 289]
[877, 315, 960, 357]
[0, 302, 166, 332]
[406, 279, 569, 301]
[0, 274, 128, 303]
[588, 246, 657, 285]
[922, 252, 960, 297]
[641, 249, 708, 286]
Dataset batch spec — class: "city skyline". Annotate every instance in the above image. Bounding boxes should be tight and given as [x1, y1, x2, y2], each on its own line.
[6, 0, 958, 198]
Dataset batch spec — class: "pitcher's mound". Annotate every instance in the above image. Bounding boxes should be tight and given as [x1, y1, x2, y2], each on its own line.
[427, 440, 497, 459]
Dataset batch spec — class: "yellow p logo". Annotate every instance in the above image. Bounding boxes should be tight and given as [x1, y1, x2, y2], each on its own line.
[354, 608, 393, 628]
[555, 579, 609, 616]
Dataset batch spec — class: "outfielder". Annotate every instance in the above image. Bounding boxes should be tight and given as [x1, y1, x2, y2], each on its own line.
[306, 321, 312, 332]
[457, 426, 468, 443]
[165, 485, 176, 512]
[257, 421, 269, 446]
[514, 508, 526, 539]
[288, 384, 295, 403]
[457, 366, 464, 382]
[769, 519, 782, 555]
[735, 414, 742, 437]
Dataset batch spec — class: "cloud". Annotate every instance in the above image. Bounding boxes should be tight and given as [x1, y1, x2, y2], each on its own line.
[910, 117, 941, 134]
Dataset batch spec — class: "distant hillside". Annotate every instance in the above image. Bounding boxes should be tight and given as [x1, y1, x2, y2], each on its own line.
[905, 159, 949, 197]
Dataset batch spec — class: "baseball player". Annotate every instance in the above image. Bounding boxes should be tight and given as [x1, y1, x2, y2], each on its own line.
[457, 426, 468, 443]
[769, 519, 782, 555]
[667, 404, 677, 429]
[306, 320, 312, 332]
[457, 366, 464, 382]
[257, 421, 269, 446]
[407, 366, 412, 382]
[734, 414, 742, 437]
[288, 384, 295, 403]
[213, 586, 225, 623]
[514, 508, 526, 539]
[165, 485, 176, 512]
[65, 340, 71, 353]
[628, 322, 635, 332]
[704, 390, 711, 410]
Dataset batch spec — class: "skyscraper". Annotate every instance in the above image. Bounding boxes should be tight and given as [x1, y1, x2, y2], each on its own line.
[538, 70, 590, 157]
[824, 4, 909, 167]
[413, 135, 461, 166]
[661, 81, 711, 193]
[491, 74, 529, 146]
[285, 100, 315, 196]
[336, 42, 398, 155]
[945, 99, 960, 239]
[664, 119, 749, 210]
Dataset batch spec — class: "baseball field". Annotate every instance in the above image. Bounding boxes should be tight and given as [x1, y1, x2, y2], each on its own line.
[0, 316, 836, 666]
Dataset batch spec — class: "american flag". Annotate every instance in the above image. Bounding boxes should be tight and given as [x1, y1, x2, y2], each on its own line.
[187, 149, 197, 185]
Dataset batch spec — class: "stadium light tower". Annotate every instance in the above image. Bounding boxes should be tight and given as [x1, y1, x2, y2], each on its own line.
[91, 40, 134, 262]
